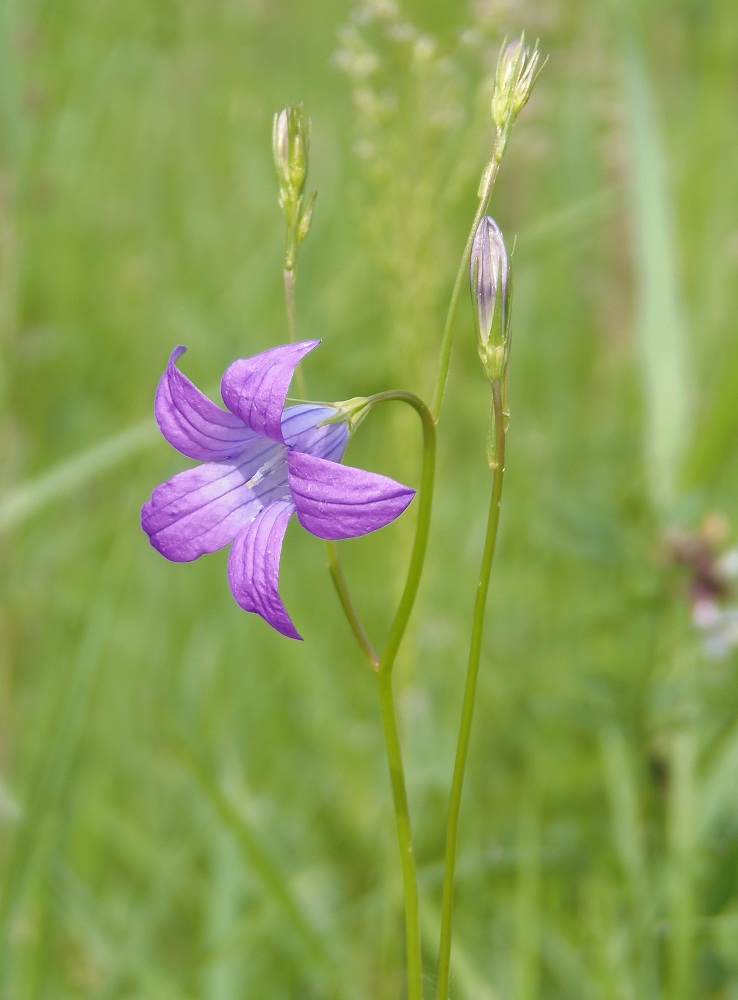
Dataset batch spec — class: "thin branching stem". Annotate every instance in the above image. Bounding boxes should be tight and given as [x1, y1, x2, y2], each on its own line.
[326, 540, 379, 668]
[436, 379, 507, 1000]
[367, 389, 436, 1000]
[370, 391, 437, 674]
[376, 666, 423, 1000]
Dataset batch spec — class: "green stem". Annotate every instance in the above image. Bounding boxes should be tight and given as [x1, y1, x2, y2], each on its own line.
[367, 390, 436, 1000]
[376, 666, 423, 1000]
[278, 225, 427, 1000]
[283, 265, 307, 399]
[436, 379, 506, 1000]
[370, 391, 436, 675]
[431, 157, 500, 422]
[280, 263, 355, 657]
[327, 390, 435, 674]
[326, 540, 379, 668]
[280, 227, 434, 997]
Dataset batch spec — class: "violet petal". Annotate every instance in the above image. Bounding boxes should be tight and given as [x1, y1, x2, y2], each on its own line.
[155, 347, 257, 461]
[227, 499, 301, 640]
[141, 438, 288, 561]
[221, 341, 320, 444]
[282, 404, 350, 463]
[288, 452, 416, 541]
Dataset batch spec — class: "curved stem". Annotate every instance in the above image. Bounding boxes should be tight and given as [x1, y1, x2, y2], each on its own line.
[327, 391, 435, 674]
[369, 391, 437, 676]
[431, 158, 500, 422]
[279, 234, 425, 999]
[280, 233, 434, 997]
[364, 390, 435, 1000]
[436, 380, 506, 1000]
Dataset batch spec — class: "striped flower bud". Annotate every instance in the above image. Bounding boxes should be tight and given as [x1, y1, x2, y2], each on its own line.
[469, 216, 511, 381]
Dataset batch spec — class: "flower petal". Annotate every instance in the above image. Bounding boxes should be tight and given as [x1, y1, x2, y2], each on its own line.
[288, 452, 415, 541]
[282, 404, 350, 463]
[141, 438, 288, 561]
[221, 341, 320, 443]
[227, 499, 301, 640]
[155, 347, 257, 461]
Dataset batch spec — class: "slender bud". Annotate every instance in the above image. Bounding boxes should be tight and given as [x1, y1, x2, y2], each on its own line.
[491, 36, 545, 135]
[296, 189, 317, 245]
[470, 216, 510, 381]
[273, 104, 311, 227]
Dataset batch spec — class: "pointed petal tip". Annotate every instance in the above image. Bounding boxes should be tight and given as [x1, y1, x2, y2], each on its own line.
[227, 500, 302, 640]
[141, 457, 264, 562]
[288, 452, 416, 541]
[155, 345, 255, 461]
[267, 618, 304, 642]
[221, 341, 321, 444]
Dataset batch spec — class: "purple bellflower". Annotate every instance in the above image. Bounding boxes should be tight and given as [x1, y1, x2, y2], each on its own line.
[141, 340, 415, 640]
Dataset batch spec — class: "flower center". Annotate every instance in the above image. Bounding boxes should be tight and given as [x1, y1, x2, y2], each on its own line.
[245, 446, 288, 491]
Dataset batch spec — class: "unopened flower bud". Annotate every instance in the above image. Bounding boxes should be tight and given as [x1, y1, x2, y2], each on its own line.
[470, 216, 510, 381]
[273, 104, 311, 224]
[491, 36, 544, 134]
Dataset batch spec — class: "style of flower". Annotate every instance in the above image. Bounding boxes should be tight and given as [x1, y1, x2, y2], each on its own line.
[141, 340, 415, 640]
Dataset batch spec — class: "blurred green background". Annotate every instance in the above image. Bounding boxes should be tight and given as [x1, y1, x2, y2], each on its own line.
[2, 0, 738, 996]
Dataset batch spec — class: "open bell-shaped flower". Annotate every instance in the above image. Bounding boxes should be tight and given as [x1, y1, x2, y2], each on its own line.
[141, 341, 415, 640]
